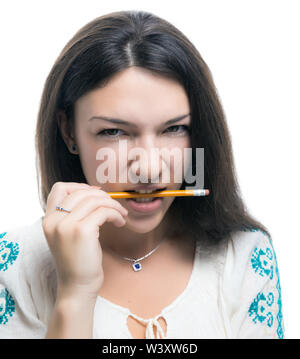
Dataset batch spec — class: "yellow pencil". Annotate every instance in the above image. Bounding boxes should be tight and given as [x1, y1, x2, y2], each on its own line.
[107, 189, 210, 199]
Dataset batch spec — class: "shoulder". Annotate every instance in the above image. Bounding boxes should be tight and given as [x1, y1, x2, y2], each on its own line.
[0, 216, 52, 275]
[229, 227, 273, 255]
[221, 228, 284, 338]
[223, 227, 279, 287]
[0, 229, 21, 273]
[0, 217, 56, 336]
[225, 228, 278, 276]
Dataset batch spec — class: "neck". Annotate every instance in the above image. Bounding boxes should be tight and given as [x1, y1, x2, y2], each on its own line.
[99, 213, 180, 259]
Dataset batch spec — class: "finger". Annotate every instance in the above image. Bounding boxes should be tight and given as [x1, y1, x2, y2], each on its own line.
[46, 182, 90, 215]
[80, 207, 127, 234]
[56, 188, 125, 214]
[64, 196, 128, 222]
[50, 187, 110, 220]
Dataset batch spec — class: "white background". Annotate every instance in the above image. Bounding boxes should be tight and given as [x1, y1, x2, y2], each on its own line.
[0, 0, 299, 338]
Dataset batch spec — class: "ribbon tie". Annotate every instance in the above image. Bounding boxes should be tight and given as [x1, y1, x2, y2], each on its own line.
[128, 312, 166, 339]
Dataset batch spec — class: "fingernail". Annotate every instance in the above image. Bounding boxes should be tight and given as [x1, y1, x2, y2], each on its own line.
[91, 185, 102, 189]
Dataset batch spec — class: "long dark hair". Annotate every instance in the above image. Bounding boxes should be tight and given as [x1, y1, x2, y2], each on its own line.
[35, 10, 271, 247]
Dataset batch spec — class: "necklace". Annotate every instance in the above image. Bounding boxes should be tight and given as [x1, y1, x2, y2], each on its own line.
[105, 238, 167, 272]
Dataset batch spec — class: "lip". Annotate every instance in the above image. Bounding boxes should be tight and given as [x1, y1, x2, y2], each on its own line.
[124, 186, 167, 193]
[125, 197, 163, 213]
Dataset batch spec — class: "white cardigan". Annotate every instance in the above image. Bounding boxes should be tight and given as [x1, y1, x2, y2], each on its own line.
[0, 217, 285, 339]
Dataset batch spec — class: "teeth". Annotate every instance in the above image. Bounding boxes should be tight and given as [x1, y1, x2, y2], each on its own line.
[136, 189, 156, 193]
[134, 198, 154, 203]
[135, 189, 163, 193]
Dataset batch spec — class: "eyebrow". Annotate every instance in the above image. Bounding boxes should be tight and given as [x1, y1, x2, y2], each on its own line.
[88, 113, 190, 127]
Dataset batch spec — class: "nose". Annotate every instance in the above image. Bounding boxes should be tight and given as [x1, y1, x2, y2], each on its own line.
[128, 138, 163, 184]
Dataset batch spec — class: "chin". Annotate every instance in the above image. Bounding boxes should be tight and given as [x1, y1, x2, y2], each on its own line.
[125, 217, 163, 233]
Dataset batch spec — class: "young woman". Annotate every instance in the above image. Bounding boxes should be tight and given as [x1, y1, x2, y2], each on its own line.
[0, 10, 284, 339]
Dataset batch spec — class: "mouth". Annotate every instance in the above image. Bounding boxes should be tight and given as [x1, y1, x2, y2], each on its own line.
[124, 187, 167, 212]
[125, 187, 167, 196]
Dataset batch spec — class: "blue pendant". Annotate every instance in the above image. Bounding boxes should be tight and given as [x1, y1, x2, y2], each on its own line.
[132, 262, 142, 271]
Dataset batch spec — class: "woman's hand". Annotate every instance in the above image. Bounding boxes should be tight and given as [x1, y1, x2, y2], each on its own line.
[42, 181, 128, 302]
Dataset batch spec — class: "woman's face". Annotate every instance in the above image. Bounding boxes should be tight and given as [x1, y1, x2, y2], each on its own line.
[70, 66, 191, 233]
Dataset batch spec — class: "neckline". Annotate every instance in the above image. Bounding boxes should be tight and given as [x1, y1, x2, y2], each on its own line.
[97, 239, 200, 319]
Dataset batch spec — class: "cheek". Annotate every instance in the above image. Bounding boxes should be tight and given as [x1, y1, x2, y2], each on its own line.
[81, 155, 100, 184]
[78, 139, 109, 183]
[77, 144, 96, 176]
[168, 142, 191, 181]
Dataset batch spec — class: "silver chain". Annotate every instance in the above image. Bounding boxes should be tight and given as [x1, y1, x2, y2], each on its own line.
[105, 238, 167, 263]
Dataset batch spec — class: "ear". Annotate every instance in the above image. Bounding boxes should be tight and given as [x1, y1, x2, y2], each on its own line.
[57, 110, 78, 154]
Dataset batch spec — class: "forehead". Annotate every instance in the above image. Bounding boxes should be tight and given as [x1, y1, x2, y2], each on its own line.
[74, 67, 190, 127]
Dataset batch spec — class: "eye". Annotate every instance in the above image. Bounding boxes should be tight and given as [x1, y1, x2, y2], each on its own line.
[164, 125, 190, 134]
[97, 128, 125, 138]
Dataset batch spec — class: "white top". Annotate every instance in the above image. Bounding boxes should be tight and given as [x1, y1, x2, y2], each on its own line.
[0, 216, 285, 339]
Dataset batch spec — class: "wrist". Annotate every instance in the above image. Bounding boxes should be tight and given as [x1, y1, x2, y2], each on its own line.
[46, 292, 97, 339]
[56, 283, 99, 304]
[54, 286, 98, 321]
[56, 294, 97, 312]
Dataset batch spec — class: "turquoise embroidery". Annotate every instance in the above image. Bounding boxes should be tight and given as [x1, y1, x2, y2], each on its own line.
[267, 234, 284, 339]
[243, 227, 284, 339]
[248, 291, 274, 327]
[0, 288, 15, 325]
[251, 247, 273, 279]
[0, 232, 7, 240]
[0, 232, 20, 272]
